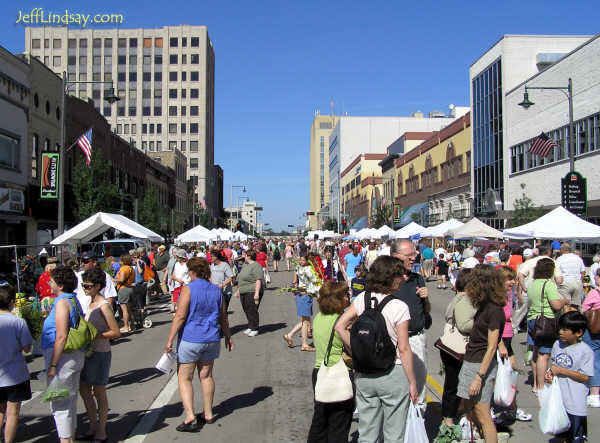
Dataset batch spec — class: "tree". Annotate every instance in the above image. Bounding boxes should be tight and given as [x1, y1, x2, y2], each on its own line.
[372, 203, 392, 228]
[323, 217, 338, 232]
[410, 212, 422, 224]
[72, 150, 118, 221]
[193, 205, 212, 228]
[509, 189, 547, 227]
[139, 187, 168, 235]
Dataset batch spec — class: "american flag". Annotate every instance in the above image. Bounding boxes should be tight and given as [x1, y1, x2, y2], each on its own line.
[201, 195, 207, 209]
[528, 132, 556, 157]
[76, 128, 93, 166]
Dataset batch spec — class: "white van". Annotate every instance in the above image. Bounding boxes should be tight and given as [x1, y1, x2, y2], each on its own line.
[91, 239, 151, 260]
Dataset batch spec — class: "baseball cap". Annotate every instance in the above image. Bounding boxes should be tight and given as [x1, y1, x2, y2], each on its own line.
[158, 245, 166, 250]
[523, 248, 534, 258]
[81, 251, 96, 261]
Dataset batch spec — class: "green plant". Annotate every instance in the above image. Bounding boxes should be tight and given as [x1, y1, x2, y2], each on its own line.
[371, 203, 392, 228]
[138, 187, 168, 234]
[509, 188, 547, 227]
[322, 217, 338, 232]
[410, 211, 422, 224]
[433, 423, 463, 443]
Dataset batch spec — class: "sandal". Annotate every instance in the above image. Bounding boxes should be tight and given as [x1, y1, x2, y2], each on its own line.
[301, 345, 315, 352]
[196, 412, 217, 424]
[283, 334, 294, 348]
[176, 420, 199, 432]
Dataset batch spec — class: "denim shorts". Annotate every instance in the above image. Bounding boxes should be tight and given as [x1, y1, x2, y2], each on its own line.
[177, 340, 220, 364]
[527, 319, 553, 354]
[81, 351, 112, 386]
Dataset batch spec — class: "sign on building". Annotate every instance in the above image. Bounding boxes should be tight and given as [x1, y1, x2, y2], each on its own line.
[41, 153, 60, 199]
[0, 188, 25, 213]
[393, 204, 402, 224]
[561, 171, 587, 216]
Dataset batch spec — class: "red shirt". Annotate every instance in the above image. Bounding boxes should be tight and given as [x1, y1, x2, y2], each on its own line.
[256, 252, 268, 268]
[507, 254, 523, 272]
[222, 248, 233, 263]
[339, 247, 350, 266]
[148, 252, 155, 266]
[36, 271, 54, 300]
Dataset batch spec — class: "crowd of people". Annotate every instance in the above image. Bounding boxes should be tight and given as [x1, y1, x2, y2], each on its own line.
[1, 235, 600, 442]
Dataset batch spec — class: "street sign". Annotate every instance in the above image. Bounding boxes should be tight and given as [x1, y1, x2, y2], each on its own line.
[393, 204, 402, 224]
[561, 171, 587, 216]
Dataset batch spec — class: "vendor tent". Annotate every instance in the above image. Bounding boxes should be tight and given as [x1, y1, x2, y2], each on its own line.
[449, 218, 503, 239]
[392, 222, 424, 239]
[233, 231, 248, 241]
[420, 219, 464, 238]
[376, 225, 396, 238]
[175, 225, 217, 243]
[50, 212, 164, 245]
[503, 206, 600, 241]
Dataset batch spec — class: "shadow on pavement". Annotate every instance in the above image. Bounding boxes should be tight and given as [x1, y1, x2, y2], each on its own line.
[214, 386, 274, 419]
[110, 337, 132, 346]
[118, 402, 184, 440]
[107, 367, 162, 389]
[259, 322, 287, 334]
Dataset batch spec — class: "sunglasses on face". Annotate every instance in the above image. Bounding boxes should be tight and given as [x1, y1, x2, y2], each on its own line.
[82, 283, 95, 290]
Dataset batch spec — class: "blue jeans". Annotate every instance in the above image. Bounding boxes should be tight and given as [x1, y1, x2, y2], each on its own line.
[583, 330, 600, 386]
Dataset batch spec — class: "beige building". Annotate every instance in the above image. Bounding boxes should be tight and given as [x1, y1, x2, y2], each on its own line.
[24, 25, 218, 222]
[308, 112, 338, 229]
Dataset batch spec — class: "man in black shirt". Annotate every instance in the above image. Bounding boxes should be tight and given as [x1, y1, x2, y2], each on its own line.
[391, 239, 430, 410]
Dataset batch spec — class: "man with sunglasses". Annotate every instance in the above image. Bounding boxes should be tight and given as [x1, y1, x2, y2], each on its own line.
[75, 251, 117, 314]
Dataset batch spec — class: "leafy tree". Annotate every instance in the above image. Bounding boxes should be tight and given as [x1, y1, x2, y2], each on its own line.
[410, 212, 422, 224]
[509, 190, 546, 227]
[192, 205, 212, 228]
[372, 203, 392, 228]
[139, 187, 168, 235]
[323, 217, 338, 232]
[72, 150, 118, 221]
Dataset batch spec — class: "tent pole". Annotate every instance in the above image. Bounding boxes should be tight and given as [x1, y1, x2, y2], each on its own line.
[14, 245, 21, 294]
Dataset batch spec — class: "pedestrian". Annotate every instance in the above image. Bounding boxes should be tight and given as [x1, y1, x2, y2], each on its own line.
[210, 250, 234, 313]
[74, 252, 118, 315]
[436, 254, 450, 289]
[41, 266, 86, 443]
[349, 265, 366, 303]
[307, 281, 354, 443]
[435, 269, 476, 435]
[171, 249, 191, 313]
[323, 248, 339, 282]
[335, 256, 418, 442]
[154, 245, 170, 295]
[582, 267, 600, 408]
[165, 257, 234, 432]
[166, 247, 178, 312]
[115, 254, 135, 333]
[556, 243, 586, 305]
[343, 246, 363, 287]
[283, 255, 320, 351]
[0, 284, 33, 443]
[456, 264, 506, 443]
[365, 242, 378, 270]
[421, 244, 435, 280]
[272, 241, 282, 272]
[545, 311, 594, 442]
[235, 250, 264, 337]
[507, 247, 523, 273]
[526, 258, 568, 391]
[256, 245, 270, 286]
[36, 258, 59, 313]
[77, 267, 120, 442]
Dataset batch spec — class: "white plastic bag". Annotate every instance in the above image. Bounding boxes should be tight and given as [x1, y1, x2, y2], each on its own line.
[459, 416, 481, 441]
[538, 378, 570, 435]
[155, 352, 177, 374]
[493, 352, 518, 407]
[404, 403, 428, 443]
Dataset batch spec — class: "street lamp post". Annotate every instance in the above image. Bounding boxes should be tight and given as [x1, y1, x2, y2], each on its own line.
[518, 77, 575, 172]
[58, 72, 119, 235]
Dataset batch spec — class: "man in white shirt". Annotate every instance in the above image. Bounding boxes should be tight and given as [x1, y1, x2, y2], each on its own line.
[75, 252, 117, 314]
[378, 240, 391, 256]
[555, 242, 585, 304]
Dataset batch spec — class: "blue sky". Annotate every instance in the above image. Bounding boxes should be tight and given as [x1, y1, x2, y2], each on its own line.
[2, 0, 597, 231]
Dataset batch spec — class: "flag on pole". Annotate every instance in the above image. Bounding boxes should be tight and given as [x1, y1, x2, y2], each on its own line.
[201, 195, 207, 210]
[528, 132, 556, 157]
[76, 128, 93, 166]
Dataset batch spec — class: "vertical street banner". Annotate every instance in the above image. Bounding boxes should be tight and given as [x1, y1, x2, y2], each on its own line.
[393, 203, 402, 224]
[41, 153, 60, 199]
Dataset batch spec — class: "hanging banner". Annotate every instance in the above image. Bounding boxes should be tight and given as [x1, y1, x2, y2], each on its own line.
[393, 203, 402, 224]
[41, 153, 60, 199]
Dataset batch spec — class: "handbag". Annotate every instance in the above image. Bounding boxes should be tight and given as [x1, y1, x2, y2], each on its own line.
[63, 297, 98, 353]
[532, 281, 558, 344]
[314, 317, 354, 403]
[434, 306, 468, 361]
[585, 308, 600, 334]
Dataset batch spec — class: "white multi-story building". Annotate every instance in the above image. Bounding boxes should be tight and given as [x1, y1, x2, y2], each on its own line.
[225, 201, 263, 234]
[328, 114, 455, 224]
[505, 34, 600, 223]
[24, 25, 218, 220]
[469, 34, 592, 228]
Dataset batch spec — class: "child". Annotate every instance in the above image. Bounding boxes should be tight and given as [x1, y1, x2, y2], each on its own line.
[545, 311, 594, 442]
[350, 264, 367, 303]
[436, 254, 449, 289]
[0, 285, 33, 443]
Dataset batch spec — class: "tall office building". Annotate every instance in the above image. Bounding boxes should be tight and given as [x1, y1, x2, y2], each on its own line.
[469, 34, 591, 228]
[308, 112, 338, 229]
[24, 25, 217, 221]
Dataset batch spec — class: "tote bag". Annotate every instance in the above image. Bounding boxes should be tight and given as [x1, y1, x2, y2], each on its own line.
[63, 297, 98, 353]
[314, 317, 353, 403]
[434, 306, 468, 360]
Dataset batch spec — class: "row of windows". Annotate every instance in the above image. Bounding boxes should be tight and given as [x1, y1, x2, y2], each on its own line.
[342, 176, 361, 194]
[510, 112, 600, 174]
[32, 36, 201, 50]
[115, 124, 137, 135]
[142, 139, 200, 153]
[30, 134, 59, 179]
[64, 54, 202, 66]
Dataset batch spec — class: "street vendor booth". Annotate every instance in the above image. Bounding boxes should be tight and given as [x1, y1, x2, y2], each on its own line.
[175, 224, 218, 243]
[449, 217, 504, 239]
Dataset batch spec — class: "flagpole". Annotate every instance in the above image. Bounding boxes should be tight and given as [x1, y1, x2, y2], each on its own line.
[64, 126, 94, 153]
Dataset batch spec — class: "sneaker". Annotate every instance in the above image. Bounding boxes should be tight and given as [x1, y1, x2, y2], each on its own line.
[247, 330, 259, 337]
[588, 395, 600, 408]
[243, 328, 252, 335]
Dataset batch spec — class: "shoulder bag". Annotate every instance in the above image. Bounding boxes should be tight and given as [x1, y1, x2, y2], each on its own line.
[63, 297, 98, 353]
[434, 303, 469, 361]
[584, 289, 600, 334]
[314, 316, 354, 403]
[532, 281, 558, 344]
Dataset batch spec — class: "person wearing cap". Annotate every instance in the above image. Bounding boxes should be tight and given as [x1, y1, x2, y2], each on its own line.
[154, 245, 170, 296]
[555, 242, 586, 305]
[75, 252, 118, 315]
[171, 249, 191, 313]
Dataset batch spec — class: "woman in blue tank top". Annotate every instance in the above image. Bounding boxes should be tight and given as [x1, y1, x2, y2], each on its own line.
[164, 257, 234, 432]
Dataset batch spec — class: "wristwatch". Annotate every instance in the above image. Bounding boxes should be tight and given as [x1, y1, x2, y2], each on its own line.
[477, 372, 485, 379]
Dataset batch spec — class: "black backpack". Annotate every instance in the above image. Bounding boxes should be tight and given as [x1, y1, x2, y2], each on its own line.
[350, 292, 396, 375]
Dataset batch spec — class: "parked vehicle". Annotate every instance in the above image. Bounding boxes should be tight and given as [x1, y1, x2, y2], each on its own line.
[90, 239, 150, 260]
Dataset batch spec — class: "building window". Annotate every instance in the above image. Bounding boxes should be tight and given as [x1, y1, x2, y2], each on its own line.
[169, 71, 177, 81]
[143, 55, 151, 65]
[142, 89, 151, 98]
[154, 88, 162, 98]
[31, 133, 39, 178]
[190, 89, 199, 99]
[181, 141, 186, 151]
[182, 37, 187, 47]
[68, 38, 76, 48]
[181, 54, 187, 64]
[169, 124, 177, 134]
[191, 37, 199, 47]
[103, 106, 111, 116]
[169, 106, 177, 116]
[143, 72, 151, 81]
[104, 55, 112, 65]
[181, 123, 186, 134]
[104, 38, 112, 48]
[53, 56, 61, 67]
[118, 38, 126, 48]
[190, 158, 198, 169]
[143, 106, 151, 116]
[32, 39, 41, 48]
[129, 38, 137, 47]
[190, 54, 199, 64]
[169, 37, 178, 47]
[156, 141, 162, 151]
[118, 55, 126, 65]
[79, 38, 88, 48]
[149, 124, 155, 134]
[157, 124, 162, 134]
[181, 72, 187, 81]
[169, 88, 177, 98]
[118, 72, 126, 82]
[93, 38, 101, 48]
[104, 72, 112, 81]
[154, 106, 162, 116]
[124, 124, 130, 134]
[142, 124, 147, 134]
[154, 72, 162, 81]
[0, 132, 20, 170]
[68, 56, 76, 66]
[155, 38, 163, 48]
[143, 38, 152, 48]
[53, 39, 62, 49]
[169, 141, 177, 150]
[190, 71, 199, 81]
[129, 55, 137, 64]
[190, 141, 198, 152]
[117, 124, 122, 134]
[118, 107, 125, 116]
[155, 55, 162, 65]
[181, 106, 186, 116]
[129, 72, 137, 81]
[149, 141, 155, 151]
[169, 54, 177, 64]
[190, 123, 198, 133]
[131, 124, 136, 134]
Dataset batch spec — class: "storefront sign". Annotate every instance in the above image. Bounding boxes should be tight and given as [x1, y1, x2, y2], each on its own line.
[0, 187, 24, 213]
[561, 171, 587, 216]
[41, 153, 59, 199]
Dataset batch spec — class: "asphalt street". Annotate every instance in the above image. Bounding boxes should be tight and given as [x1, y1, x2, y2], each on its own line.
[15, 268, 600, 442]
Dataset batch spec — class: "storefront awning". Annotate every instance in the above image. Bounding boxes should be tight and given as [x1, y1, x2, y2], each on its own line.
[394, 202, 428, 228]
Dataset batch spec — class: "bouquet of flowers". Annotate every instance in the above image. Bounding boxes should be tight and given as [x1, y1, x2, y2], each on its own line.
[14, 293, 44, 340]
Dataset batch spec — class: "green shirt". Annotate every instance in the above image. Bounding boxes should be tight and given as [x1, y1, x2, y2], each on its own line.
[313, 313, 344, 369]
[237, 261, 264, 294]
[527, 279, 561, 320]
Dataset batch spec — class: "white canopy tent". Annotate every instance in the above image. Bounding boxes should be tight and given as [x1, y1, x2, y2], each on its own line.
[175, 225, 217, 244]
[392, 222, 425, 239]
[233, 231, 248, 241]
[376, 225, 396, 238]
[50, 212, 164, 245]
[503, 206, 600, 241]
[449, 218, 503, 239]
[355, 228, 379, 240]
[420, 219, 464, 238]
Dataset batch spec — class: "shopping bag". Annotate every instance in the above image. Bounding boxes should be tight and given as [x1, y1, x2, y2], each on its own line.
[41, 376, 71, 403]
[538, 378, 570, 435]
[493, 352, 518, 407]
[404, 403, 428, 443]
[155, 352, 177, 374]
